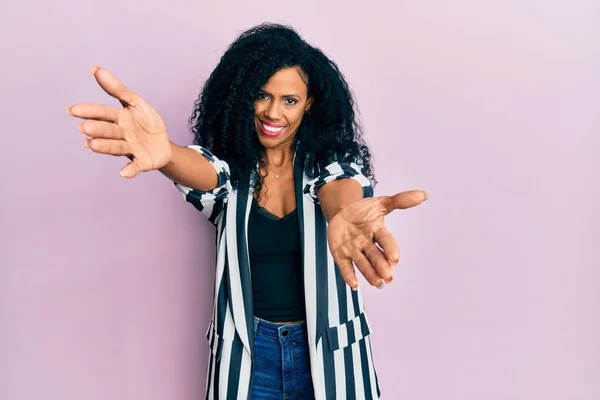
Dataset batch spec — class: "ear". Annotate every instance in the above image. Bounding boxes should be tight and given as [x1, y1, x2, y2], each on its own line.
[305, 97, 313, 113]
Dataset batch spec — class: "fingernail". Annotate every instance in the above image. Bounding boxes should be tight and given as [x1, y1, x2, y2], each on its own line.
[84, 139, 90, 148]
[120, 170, 126, 178]
[91, 65, 99, 74]
[423, 191, 429, 201]
[377, 280, 386, 290]
[352, 284, 359, 291]
[66, 106, 72, 115]
[77, 123, 84, 133]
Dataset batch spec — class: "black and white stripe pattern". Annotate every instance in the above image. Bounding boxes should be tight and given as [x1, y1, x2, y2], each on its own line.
[175, 145, 232, 225]
[176, 145, 381, 399]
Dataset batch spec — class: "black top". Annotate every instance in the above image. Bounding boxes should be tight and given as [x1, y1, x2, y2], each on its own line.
[248, 197, 305, 322]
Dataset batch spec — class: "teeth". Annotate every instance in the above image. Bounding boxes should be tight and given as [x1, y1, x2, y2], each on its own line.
[262, 122, 284, 133]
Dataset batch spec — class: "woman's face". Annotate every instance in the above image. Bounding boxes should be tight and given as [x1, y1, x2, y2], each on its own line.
[254, 67, 312, 149]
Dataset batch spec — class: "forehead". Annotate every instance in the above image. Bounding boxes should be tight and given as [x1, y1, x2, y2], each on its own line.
[262, 67, 308, 96]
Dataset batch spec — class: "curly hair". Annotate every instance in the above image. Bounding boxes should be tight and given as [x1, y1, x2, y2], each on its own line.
[189, 22, 375, 193]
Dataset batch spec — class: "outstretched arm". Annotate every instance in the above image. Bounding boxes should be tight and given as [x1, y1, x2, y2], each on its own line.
[158, 143, 218, 191]
[67, 66, 218, 191]
[320, 181, 428, 290]
[317, 179, 364, 222]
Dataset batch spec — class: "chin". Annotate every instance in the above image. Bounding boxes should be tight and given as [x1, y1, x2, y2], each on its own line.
[256, 133, 287, 148]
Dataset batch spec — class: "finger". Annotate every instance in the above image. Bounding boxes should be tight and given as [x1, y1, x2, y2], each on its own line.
[67, 103, 120, 123]
[373, 226, 400, 265]
[332, 251, 359, 290]
[91, 66, 141, 107]
[380, 190, 428, 214]
[350, 247, 385, 287]
[364, 243, 394, 284]
[121, 160, 142, 178]
[78, 120, 124, 140]
[85, 138, 132, 157]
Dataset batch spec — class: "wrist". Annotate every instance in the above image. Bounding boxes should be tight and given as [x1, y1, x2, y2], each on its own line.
[160, 142, 178, 170]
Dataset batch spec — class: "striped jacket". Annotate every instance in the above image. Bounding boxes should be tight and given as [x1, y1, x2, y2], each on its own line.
[175, 143, 382, 399]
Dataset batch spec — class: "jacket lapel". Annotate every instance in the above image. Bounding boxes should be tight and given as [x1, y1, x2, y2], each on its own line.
[294, 143, 320, 346]
[225, 176, 254, 354]
[293, 146, 305, 265]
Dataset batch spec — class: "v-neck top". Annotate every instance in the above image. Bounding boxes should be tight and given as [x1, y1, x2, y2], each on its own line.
[247, 197, 305, 322]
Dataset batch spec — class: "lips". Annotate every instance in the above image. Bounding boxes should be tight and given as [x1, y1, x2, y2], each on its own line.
[258, 120, 286, 137]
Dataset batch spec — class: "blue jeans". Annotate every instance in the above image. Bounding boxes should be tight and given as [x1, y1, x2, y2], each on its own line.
[251, 317, 315, 399]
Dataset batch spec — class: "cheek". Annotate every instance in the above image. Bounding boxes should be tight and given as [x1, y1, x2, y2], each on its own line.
[254, 102, 263, 116]
[289, 110, 305, 125]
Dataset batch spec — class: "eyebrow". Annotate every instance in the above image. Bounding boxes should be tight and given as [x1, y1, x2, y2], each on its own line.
[259, 89, 302, 99]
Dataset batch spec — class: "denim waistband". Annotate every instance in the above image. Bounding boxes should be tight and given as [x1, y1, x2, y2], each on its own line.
[253, 316, 307, 342]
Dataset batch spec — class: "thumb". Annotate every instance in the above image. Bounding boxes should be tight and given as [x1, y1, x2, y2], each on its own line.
[91, 66, 141, 107]
[120, 160, 142, 179]
[381, 190, 428, 213]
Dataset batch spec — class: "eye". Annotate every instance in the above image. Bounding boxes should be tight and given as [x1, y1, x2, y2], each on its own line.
[284, 98, 298, 105]
[257, 92, 269, 100]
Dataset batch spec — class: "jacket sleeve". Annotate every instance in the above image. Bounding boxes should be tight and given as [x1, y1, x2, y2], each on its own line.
[303, 160, 374, 203]
[174, 145, 232, 225]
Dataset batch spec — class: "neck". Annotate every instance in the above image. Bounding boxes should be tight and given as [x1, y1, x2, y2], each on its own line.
[263, 146, 294, 168]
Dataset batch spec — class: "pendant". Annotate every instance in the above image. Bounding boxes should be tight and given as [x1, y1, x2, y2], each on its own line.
[275, 174, 280, 179]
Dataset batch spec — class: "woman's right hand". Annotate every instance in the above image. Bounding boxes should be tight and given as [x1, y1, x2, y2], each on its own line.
[67, 66, 173, 178]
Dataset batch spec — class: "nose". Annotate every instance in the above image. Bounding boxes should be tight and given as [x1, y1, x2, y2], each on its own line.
[264, 100, 282, 120]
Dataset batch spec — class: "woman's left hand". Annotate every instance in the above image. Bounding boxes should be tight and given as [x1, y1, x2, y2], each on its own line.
[327, 190, 427, 290]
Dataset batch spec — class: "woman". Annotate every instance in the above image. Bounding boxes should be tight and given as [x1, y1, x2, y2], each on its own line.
[67, 23, 426, 400]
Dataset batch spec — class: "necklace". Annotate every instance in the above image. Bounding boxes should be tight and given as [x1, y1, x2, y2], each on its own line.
[266, 159, 293, 179]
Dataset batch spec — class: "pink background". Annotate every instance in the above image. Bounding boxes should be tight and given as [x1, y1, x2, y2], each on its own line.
[2, 1, 599, 399]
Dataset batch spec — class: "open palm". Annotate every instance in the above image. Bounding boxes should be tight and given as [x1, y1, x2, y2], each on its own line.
[327, 190, 427, 290]
[67, 66, 172, 178]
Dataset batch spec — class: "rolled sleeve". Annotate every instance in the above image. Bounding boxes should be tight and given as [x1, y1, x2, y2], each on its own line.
[174, 145, 232, 224]
[303, 161, 374, 203]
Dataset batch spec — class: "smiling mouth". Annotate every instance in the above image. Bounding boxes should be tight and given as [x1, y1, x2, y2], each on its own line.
[258, 121, 286, 137]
